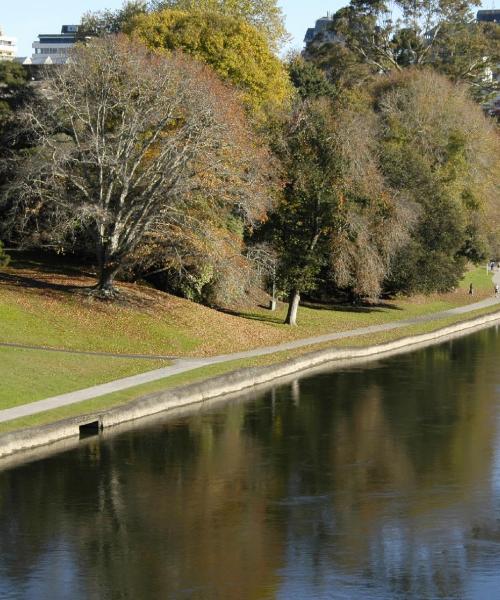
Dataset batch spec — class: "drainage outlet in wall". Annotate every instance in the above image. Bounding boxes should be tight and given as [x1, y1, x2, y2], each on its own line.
[79, 420, 102, 438]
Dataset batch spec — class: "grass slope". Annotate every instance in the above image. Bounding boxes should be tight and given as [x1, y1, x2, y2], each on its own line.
[0, 260, 492, 358]
[1, 303, 498, 435]
[0, 347, 167, 407]
[0, 255, 495, 419]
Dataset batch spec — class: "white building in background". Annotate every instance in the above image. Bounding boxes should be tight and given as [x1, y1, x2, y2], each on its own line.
[0, 26, 17, 61]
[18, 25, 80, 65]
[476, 11, 500, 118]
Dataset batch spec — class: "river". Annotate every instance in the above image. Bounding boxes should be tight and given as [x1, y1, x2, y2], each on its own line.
[1, 327, 500, 599]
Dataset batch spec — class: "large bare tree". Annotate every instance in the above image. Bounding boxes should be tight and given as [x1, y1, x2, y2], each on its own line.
[5, 35, 269, 295]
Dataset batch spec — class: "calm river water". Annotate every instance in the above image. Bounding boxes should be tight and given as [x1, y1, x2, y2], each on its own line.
[2, 327, 500, 599]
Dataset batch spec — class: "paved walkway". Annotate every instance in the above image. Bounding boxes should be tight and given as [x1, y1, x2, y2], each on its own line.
[1, 272, 500, 424]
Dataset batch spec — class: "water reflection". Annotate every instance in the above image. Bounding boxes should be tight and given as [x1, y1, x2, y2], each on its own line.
[1, 329, 500, 599]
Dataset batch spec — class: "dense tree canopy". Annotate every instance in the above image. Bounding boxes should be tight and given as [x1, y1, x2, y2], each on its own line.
[0, 62, 32, 122]
[0, 62, 35, 234]
[269, 75, 410, 324]
[2, 36, 271, 295]
[287, 54, 337, 101]
[375, 70, 500, 293]
[149, 0, 288, 49]
[307, 0, 500, 100]
[124, 8, 291, 119]
[268, 64, 499, 320]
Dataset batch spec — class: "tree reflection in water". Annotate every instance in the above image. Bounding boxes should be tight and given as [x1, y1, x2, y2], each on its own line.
[1, 328, 500, 599]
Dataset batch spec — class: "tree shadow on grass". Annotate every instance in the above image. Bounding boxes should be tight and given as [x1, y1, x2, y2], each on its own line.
[0, 269, 163, 314]
[218, 306, 285, 324]
[2, 252, 168, 310]
[300, 300, 404, 313]
[218, 298, 404, 326]
[7, 251, 96, 279]
[0, 271, 86, 295]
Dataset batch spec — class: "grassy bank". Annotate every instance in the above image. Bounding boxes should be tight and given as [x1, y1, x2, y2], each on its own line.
[0, 347, 167, 407]
[0, 256, 496, 433]
[0, 258, 493, 358]
[0, 302, 498, 435]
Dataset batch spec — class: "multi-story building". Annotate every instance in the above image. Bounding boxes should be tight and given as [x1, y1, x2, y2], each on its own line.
[0, 26, 17, 61]
[304, 14, 341, 49]
[477, 9, 500, 23]
[24, 25, 80, 65]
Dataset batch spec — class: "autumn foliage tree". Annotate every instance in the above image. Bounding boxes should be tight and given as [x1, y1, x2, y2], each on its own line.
[3, 35, 271, 296]
[149, 0, 288, 50]
[270, 92, 411, 325]
[375, 69, 500, 293]
[81, 2, 291, 121]
[123, 8, 292, 120]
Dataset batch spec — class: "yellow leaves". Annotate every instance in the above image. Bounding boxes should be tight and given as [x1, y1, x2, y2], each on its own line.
[126, 8, 292, 120]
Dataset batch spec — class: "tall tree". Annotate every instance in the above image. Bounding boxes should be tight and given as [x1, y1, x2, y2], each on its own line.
[124, 8, 291, 119]
[149, 0, 288, 49]
[271, 99, 338, 324]
[376, 69, 500, 293]
[0, 62, 36, 232]
[307, 0, 499, 98]
[271, 94, 409, 325]
[3, 36, 270, 296]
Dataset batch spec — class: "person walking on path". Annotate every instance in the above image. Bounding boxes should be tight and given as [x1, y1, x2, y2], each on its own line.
[469, 283, 474, 295]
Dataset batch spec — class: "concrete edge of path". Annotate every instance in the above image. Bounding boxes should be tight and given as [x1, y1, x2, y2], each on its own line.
[1, 309, 500, 466]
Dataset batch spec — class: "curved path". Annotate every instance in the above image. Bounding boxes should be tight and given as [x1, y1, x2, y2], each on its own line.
[1, 274, 500, 424]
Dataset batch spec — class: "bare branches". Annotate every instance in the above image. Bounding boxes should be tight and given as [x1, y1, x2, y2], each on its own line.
[5, 35, 272, 293]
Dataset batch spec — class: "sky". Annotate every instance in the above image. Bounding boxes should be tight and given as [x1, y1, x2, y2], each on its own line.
[2, 0, 344, 57]
[1, 0, 492, 57]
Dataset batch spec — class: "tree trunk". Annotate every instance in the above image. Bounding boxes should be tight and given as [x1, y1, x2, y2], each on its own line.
[269, 280, 277, 311]
[94, 263, 119, 297]
[285, 289, 300, 326]
[94, 238, 120, 297]
[96, 270, 115, 292]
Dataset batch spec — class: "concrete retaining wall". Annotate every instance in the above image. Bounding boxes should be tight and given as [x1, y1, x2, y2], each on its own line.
[1, 310, 500, 465]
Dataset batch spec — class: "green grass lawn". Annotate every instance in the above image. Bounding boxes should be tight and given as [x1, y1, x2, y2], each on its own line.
[458, 264, 494, 293]
[0, 261, 492, 358]
[0, 347, 167, 408]
[231, 270, 492, 339]
[0, 292, 201, 355]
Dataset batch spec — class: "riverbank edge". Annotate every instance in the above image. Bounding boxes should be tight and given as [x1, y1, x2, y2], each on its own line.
[1, 309, 500, 463]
